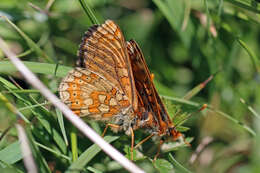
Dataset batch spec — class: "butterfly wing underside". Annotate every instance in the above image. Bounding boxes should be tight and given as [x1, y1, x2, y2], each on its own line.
[59, 20, 138, 121]
[127, 40, 174, 135]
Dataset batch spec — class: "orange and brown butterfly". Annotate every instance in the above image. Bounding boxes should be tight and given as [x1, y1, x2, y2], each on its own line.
[59, 20, 183, 160]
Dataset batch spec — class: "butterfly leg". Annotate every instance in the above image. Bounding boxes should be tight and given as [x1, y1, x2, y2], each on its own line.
[130, 127, 134, 160]
[153, 140, 164, 161]
[101, 123, 120, 137]
[134, 133, 154, 149]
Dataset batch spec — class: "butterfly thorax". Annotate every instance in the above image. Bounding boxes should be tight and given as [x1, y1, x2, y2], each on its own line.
[109, 106, 137, 135]
[130, 107, 170, 138]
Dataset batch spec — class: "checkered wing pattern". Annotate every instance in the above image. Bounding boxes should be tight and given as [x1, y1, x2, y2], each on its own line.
[59, 20, 138, 120]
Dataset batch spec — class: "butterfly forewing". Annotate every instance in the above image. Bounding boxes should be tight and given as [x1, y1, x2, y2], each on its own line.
[126, 40, 174, 135]
[78, 20, 138, 111]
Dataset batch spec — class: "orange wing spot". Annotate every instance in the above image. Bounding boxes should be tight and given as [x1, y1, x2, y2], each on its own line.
[109, 106, 120, 114]
[115, 29, 120, 35]
[74, 78, 80, 84]
[90, 73, 98, 78]
[82, 74, 92, 83]
[68, 90, 82, 100]
[119, 100, 130, 107]
[80, 74, 87, 81]
[104, 94, 112, 105]
[68, 83, 78, 89]
[88, 106, 100, 114]
[73, 110, 81, 116]
[103, 113, 113, 118]
[70, 99, 84, 109]
[90, 91, 106, 103]
[87, 91, 102, 114]
[103, 105, 119, 118]
[90, 91, 99, 99]
[111, 88, 117, 96]
[89, 91, 112, 114]
[88, 73, 99, 83]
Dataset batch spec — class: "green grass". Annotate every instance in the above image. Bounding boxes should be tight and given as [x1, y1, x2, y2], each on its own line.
[0, 0, 259, 172]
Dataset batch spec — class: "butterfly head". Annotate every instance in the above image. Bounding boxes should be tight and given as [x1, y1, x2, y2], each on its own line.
[168, 127, 191, 147]
[169, 127, 182, 141]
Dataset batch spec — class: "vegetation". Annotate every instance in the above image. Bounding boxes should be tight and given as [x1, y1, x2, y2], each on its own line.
[0, 0, 259, 172]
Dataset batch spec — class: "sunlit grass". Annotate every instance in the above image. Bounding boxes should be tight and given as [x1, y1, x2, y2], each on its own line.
[0, 0, 259, 172]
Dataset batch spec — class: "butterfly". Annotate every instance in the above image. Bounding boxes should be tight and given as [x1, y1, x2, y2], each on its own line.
[59, 20, 183, 160]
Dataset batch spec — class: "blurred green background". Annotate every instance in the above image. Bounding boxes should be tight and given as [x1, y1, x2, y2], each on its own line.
[0, 0, 259, 172]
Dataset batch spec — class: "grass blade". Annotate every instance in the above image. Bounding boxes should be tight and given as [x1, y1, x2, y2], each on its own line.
[70, 127, 78, 162]
[0, 91, 30, 123]
[183, 73, 215, 100]
[168, 153, 192, 173]
[34, 141, 70, 161]
[1, 16, 53, 63]
[153, 159, 173, 173]
[152, 0, 194, 47]
[225, 0, 260, 14]
[68, 136, 119, 172]
[56, 108, 68, 146]
[78, 0, 100, 25]
[0, 141, 22, 164]
[0, 61, 72, 77]
[240, 98, 260, 118]
[87, 166, 102, 173]
[236, 38, 260, 73]
[22, 125, 51, 173]
[2, 89, 40, 94]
